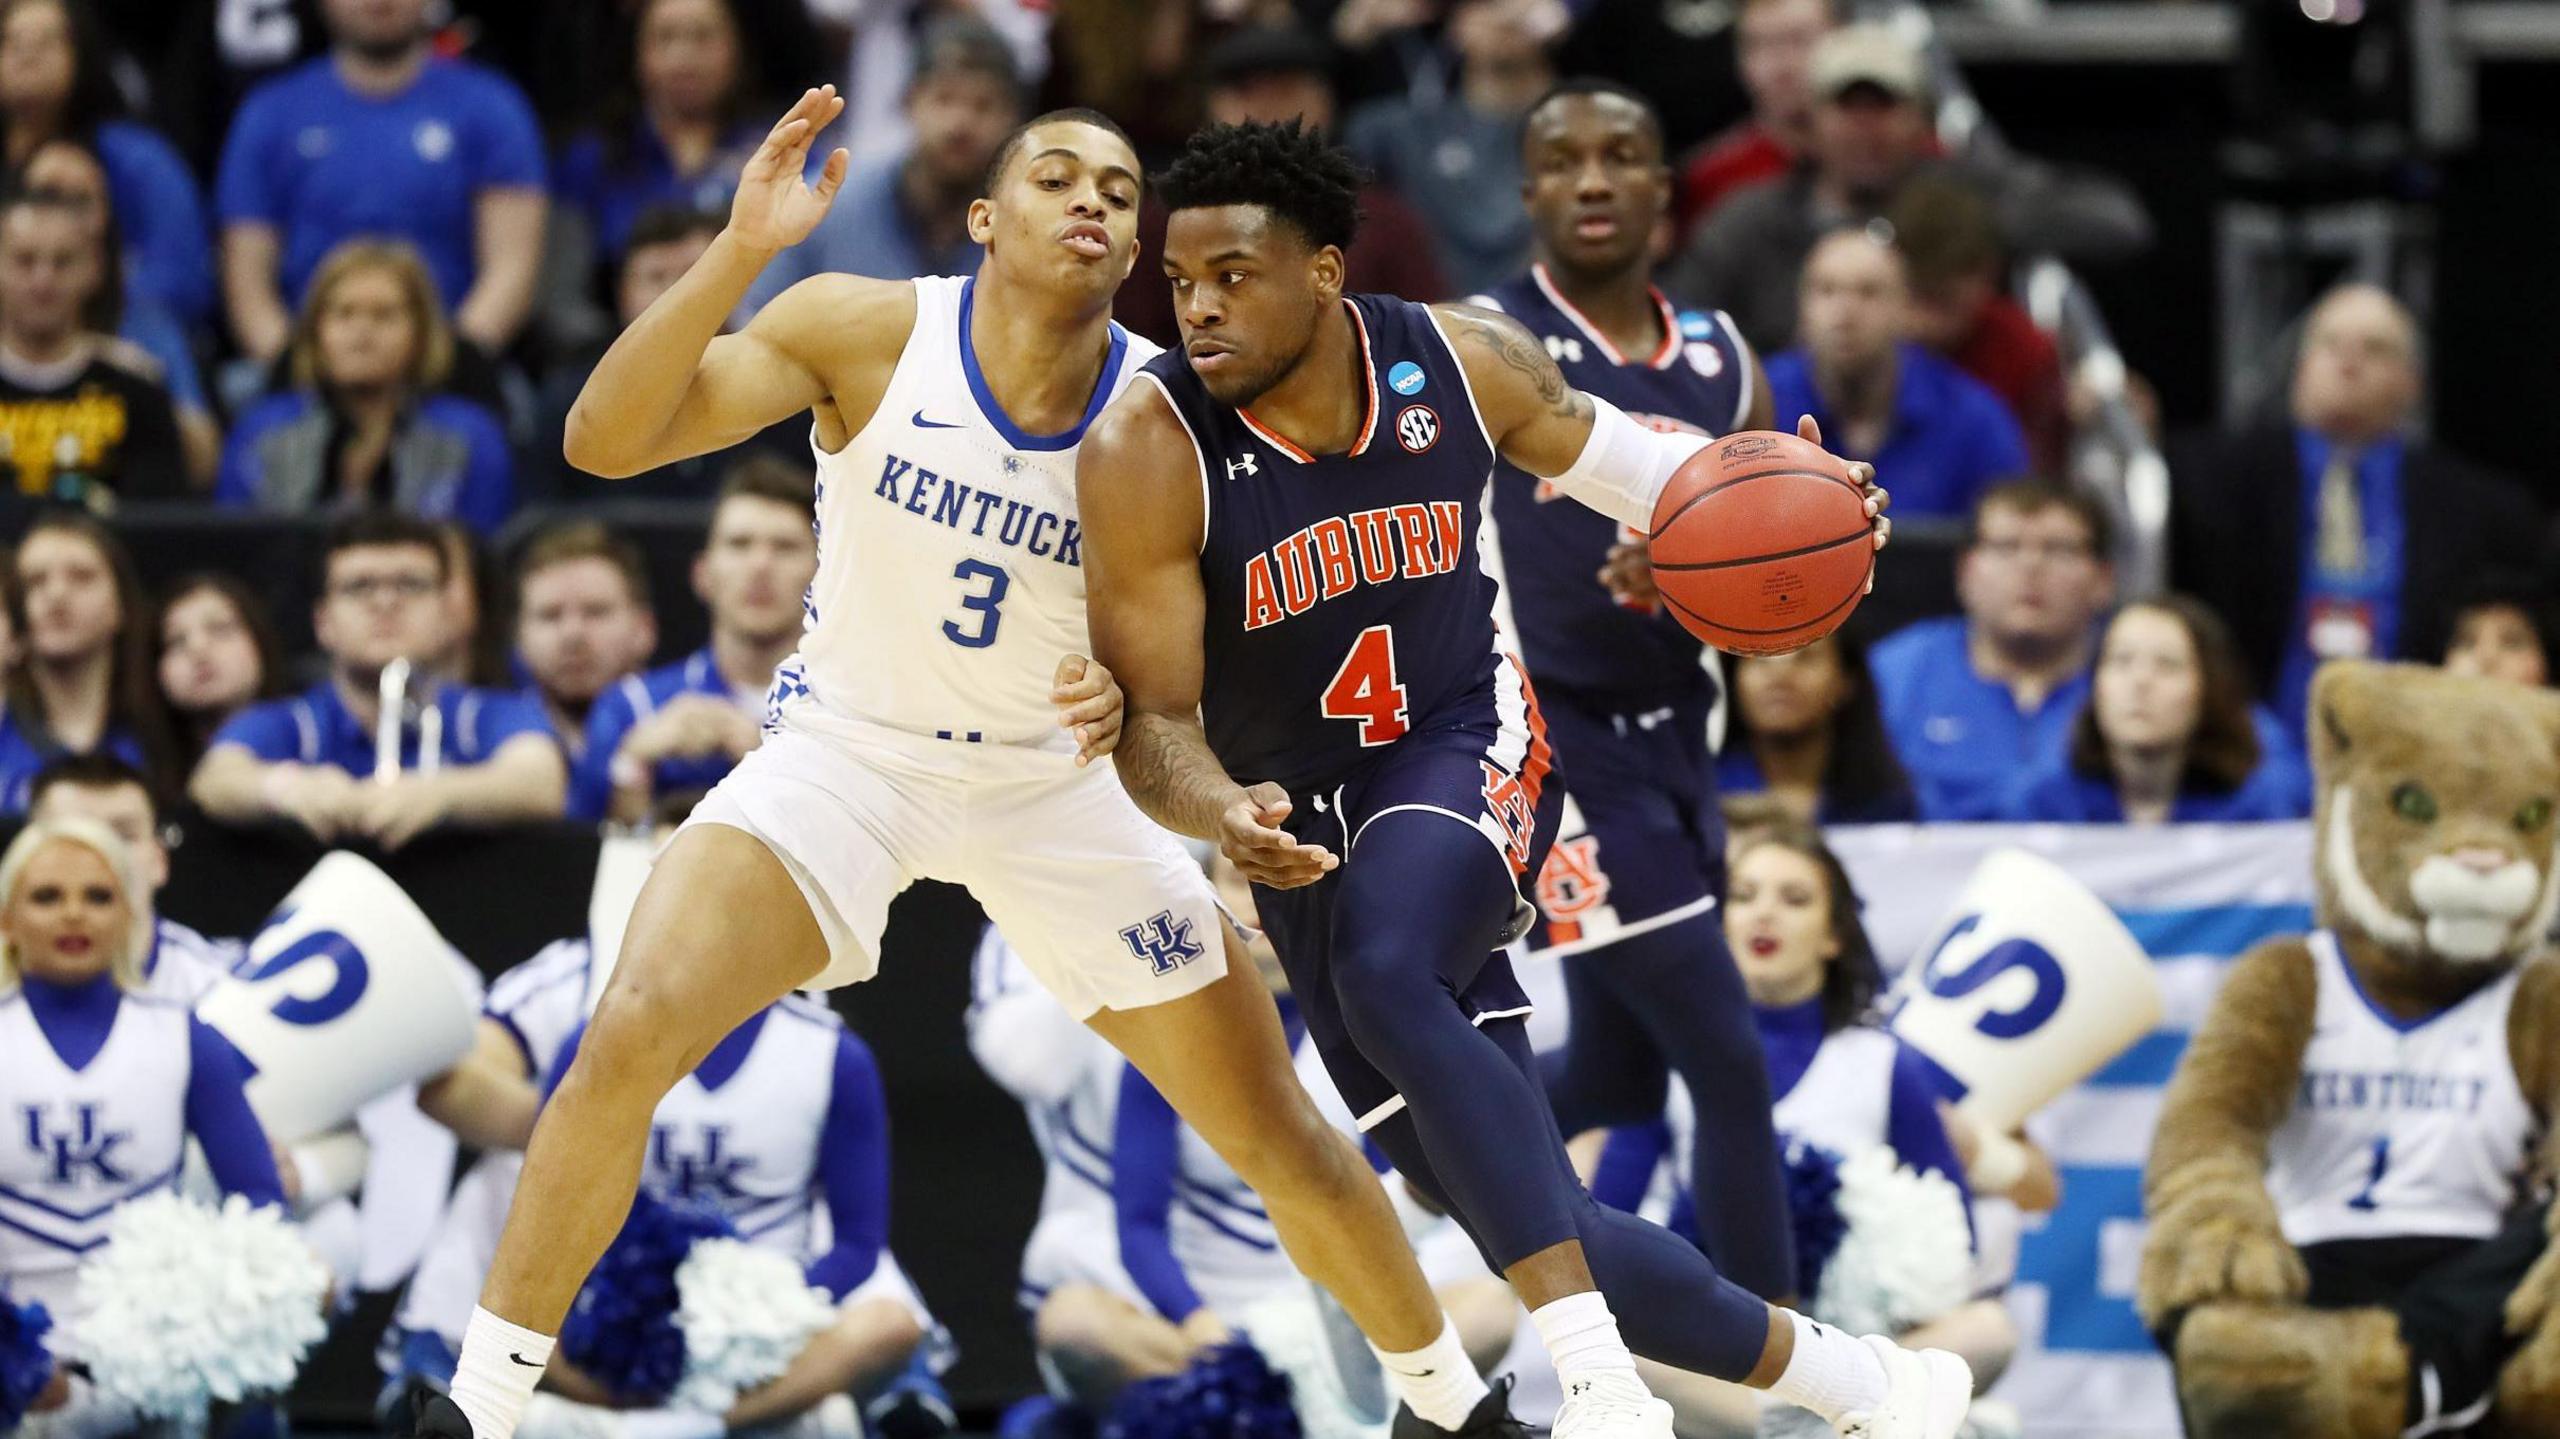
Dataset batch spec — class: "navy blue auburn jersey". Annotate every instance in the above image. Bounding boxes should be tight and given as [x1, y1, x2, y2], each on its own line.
[1141, 293, 1512, 795]
[1475, 267, 1753, 701]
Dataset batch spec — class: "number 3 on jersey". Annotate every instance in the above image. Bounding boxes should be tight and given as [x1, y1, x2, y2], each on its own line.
[1322, 625, 1409, 745]
[944, 559, 1008, 648]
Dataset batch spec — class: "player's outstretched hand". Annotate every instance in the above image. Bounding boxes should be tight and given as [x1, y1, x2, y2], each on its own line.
[1220, 782, 1339, 889]
[1796, 413, 1890, 595]
[1053, 654, 1123, 766]
[730, 86, 850, 256]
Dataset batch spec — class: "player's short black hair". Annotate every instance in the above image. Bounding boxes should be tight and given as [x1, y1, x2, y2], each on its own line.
[1156, 119, 1364, 253]
[983, 107, 1139, 196]
[1520, 77, 1665, 159]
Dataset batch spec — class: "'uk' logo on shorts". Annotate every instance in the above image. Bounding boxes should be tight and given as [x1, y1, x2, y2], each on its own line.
[1121, 910, 1205, 975]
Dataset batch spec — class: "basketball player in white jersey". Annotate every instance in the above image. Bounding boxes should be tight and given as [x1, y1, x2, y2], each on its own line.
[420, 88, 1509, 1439]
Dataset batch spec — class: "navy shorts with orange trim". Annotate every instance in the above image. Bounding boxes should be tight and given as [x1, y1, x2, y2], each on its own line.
[1251, 687, 1564, 1127]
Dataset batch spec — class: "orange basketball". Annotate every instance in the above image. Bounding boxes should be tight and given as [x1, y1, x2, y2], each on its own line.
[1649, 430, 1872, 656]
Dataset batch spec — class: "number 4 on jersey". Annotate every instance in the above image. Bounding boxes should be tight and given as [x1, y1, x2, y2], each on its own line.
[1322, 625, 1410, 745]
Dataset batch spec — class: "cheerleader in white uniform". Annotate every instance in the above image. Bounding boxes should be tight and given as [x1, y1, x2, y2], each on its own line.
[0, 818, 287, 1427]
[528, 989, 933, 1437]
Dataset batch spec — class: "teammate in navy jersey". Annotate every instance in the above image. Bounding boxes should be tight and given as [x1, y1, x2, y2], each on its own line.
[1083, 119, 1973, 1439]
[1473, 80, 1794, 1307]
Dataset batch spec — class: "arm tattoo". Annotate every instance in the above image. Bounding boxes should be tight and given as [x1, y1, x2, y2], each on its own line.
[1115, 710, 1245, 841]
[1449, 309, 1594, 423]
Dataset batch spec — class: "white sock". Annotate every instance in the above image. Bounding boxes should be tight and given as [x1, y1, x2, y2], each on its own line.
[1373, 1317, 1494, 1429]
[1764, 1311, 1890, 1422]
[1529, 1291, 1640, 1391]
[449, 1306, 557, 1439]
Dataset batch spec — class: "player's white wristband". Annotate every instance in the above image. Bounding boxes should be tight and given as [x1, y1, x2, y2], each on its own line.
[1540, 395, 1715, 531]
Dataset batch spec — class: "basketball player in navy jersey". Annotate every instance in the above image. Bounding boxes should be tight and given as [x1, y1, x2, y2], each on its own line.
[1080, 119, 1972, 1439]
[1473, 79, 1795, 1308]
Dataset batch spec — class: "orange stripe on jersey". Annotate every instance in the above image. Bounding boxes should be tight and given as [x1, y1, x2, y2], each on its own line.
[1508, 653, 1555, 814]
[1237, 409, 1317, 464]
[1347, 305, 1381, 456]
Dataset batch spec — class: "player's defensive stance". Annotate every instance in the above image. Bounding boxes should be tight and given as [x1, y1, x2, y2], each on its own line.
[418, 90, 1511, 1439]
[1079, 119, 1969, 1439]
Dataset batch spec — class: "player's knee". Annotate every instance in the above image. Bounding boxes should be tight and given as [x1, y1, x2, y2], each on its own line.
[1327, 933, 1442, 1043]
[578, 964, 720, 1094]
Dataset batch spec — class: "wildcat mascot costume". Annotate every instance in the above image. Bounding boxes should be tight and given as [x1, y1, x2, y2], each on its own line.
[2138, 661, 2560, 1438]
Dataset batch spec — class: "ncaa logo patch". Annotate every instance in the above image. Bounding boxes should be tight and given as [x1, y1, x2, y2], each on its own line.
[1396, 405, 1440, 454]
[1387, 360, 1427, 396]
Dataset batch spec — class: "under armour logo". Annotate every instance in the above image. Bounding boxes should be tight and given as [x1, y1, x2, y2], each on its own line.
[1544, 335, 1584, 365]
[1227, 453, 1259, 480]
[650, 1123, 757, 1200]
[1120, 909, 1206, 976]
[21, 1102, 131, 1185]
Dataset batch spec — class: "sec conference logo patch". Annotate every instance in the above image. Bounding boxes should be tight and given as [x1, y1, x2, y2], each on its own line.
[1396, 405, 1440, 454]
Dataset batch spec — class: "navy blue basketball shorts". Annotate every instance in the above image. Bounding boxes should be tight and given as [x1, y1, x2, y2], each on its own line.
[1524, 683, 1724, 955]
[1253, 707, 1565, 1131]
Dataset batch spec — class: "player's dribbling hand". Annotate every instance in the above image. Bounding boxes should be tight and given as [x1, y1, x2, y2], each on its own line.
[1597, 536, 1660, 611]
[729, 87, 851, 256]
[1052, 654, 1123, 766]
[1219, 782, 1339, 889]
[1795, 414, 1890, 594]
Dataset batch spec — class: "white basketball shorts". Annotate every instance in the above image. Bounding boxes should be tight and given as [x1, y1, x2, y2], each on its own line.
[680, 695, 1228, 1018]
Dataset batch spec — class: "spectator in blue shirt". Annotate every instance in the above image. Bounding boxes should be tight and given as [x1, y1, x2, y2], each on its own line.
[740, 15, 1020, 316]
[1, 513, 168, 812]
[218, 240, 514, 534]
[1764, 226, 2028, 520]
[554, 0, 765, 273]
[2001, 596, 2310, 824]
[573, 456, 816, 824]
[1717, 630, 1917, 824]
[17, 135, 220, 484]
[511, 521, 659, 763]
[189, 510, 567, 848]
[216, 0, 546, 363]
[1869, 480, 2116, 819]
[154, 573, 288, 775]
[0, 0, 217, 327]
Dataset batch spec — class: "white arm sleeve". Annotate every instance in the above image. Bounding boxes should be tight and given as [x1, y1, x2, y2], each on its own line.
[1538, 395, 1716, 531]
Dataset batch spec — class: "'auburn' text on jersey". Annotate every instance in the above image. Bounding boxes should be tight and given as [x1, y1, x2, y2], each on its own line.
[1143, 294, 1510, 794]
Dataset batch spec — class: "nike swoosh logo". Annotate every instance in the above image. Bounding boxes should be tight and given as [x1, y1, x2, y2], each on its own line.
[912, 410, 964, 429]
[508, 1352, 545, 1368]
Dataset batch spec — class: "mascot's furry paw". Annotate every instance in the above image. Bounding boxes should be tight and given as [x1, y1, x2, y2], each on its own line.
[2137, 1206, 2309, 1327]
[2174, 1303, 2404, 1439]
[2494, 1307, 2560, 1436]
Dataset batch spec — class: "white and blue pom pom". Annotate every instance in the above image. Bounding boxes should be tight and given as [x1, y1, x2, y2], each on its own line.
[669, 1238, 837, 1414]
[1811, 1145, 1975, 1337]
[66, 1192, 328, 1420]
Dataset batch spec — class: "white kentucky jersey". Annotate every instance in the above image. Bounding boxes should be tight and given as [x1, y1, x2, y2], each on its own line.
[1771, 1027, 1897, 1163]
[966, 927, 1135, 1309]
[2269, 931, 2537, 1247]
[645, 995, 843, 1256]
[142, 917, 243, 1006]
[0, 988, 193, 1315]
[789, 275, 1161, 749]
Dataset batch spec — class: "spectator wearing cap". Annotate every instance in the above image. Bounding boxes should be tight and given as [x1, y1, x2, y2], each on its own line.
[1668, 21, 2148, 353]
[1764, 227, 2027, 521]
[1345, 0, 1562, 297]
[2169, 282, 2548, 728]
[217, 0, 547, 365]
[1890, 175, 2068, 479]
[1674, 0, 1839, 242]
[553, 0, 766, 273]
[740, 16, 1020, 315]
[1113, 23, 1448, 349]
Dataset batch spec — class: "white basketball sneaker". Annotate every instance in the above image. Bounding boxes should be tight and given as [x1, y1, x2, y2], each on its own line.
[1552, 1372, 1677, 1439]
[1833, 1337, 1973, 1439]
